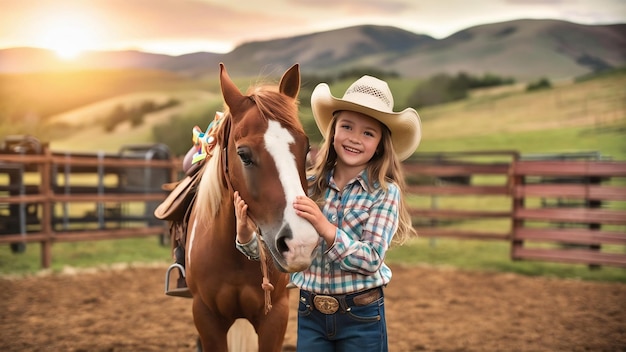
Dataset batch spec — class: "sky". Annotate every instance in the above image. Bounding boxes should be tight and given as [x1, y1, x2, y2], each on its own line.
[1, 0, 625, 58]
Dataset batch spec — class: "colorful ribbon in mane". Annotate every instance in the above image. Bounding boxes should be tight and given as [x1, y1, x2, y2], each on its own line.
[191, 111, 224, 165]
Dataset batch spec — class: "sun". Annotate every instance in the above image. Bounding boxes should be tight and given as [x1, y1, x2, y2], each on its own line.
[36, 10, 102, 60]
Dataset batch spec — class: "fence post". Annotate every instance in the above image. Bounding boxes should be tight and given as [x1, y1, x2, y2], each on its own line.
[40, 145, 53, 268]
[587, 174, 603, 270]
[509, 154, 524, 260]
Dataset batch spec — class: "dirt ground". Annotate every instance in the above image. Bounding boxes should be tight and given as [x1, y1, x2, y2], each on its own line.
[1, 263, 625, 352]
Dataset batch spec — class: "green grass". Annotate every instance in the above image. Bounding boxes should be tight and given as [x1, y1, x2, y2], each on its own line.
[0, 237, 171, 275]
[419, 124, 626, 159]
[387, 238, 626, 283]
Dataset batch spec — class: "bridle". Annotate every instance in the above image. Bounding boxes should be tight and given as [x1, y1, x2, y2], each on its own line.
[219, 108, 276, 314]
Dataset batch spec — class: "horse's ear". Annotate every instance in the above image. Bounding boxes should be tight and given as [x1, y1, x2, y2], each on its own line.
[278, 64, 300, 99]
[219, 63, 247, 114]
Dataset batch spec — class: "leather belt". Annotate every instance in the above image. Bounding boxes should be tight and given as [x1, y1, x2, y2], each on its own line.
[308, 287, 382, 314]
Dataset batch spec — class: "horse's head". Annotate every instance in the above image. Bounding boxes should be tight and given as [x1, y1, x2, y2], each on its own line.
[219, 63, 318, 273]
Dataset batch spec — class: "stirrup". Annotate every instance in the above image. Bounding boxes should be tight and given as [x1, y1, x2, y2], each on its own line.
[165, 263, 192, 298]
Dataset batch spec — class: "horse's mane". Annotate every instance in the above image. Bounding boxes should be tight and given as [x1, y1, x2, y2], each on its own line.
[247, 85, 303, 134]
[194, 141, 224, 222]
[193, 83, 303, 225]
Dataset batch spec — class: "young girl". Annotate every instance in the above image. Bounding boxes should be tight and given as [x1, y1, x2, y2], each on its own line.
[235, 74, 421, 351]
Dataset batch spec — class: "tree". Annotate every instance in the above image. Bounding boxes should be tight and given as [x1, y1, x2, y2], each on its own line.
[526, 78, 552, 92]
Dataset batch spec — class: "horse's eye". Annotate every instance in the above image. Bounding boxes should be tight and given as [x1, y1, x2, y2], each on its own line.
[237, 147, 253, 166]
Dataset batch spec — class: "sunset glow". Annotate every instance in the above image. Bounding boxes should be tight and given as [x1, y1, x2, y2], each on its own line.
[35, 10, 103, 59]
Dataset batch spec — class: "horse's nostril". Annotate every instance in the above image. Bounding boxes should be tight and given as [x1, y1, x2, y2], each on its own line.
[276, 224, 292, 253]
[277, 237, 288, 253]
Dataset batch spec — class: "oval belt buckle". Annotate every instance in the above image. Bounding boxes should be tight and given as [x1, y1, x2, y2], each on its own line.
[313, 295, 339, 314]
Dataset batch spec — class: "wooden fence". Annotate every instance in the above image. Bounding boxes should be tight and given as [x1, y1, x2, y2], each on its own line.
[1, 140, 625, 269]
[404, 151, 517, 242]
[404, 151, 626, 268]
[510, 159, 626, 267]
[0, 140, 179, 268]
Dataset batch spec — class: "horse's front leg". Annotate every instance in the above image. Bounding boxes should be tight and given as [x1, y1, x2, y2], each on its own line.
[192, 297, 230, 352]
[256, 294, 290, 352]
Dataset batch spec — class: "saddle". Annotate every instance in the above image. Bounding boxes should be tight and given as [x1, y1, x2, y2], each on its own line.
[156, 161, 203, 299]
[154, 163, 201, 222]
[154, 159, 204, 257]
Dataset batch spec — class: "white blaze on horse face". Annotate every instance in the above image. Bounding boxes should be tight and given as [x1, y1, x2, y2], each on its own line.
[264, 120, 318, 267]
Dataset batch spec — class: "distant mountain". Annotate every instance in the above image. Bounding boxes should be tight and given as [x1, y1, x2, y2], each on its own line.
[0, 48, 172, 73]
[1, 19, 624, 80]
[391, 19, 626, 80]
[216, 25, 436, 76]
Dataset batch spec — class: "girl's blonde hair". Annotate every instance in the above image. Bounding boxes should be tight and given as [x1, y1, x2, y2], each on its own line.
[308, 113, 417, 245]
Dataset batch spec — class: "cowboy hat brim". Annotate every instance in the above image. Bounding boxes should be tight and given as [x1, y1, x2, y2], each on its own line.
[311, 83, 422, 161]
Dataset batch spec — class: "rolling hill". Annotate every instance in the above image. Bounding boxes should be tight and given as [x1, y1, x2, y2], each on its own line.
[391, 19, 626, 80]
[0, 19, 624, 81]
[40, 70, 626, 160]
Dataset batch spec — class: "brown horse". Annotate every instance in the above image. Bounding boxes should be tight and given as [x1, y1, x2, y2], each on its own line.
[185, 63, 319, 351]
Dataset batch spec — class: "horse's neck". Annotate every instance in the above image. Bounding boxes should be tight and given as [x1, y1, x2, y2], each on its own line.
[211, 196, 237, 244]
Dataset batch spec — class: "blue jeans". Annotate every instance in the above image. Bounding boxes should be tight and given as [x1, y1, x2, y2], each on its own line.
[296, 288, 388, 352]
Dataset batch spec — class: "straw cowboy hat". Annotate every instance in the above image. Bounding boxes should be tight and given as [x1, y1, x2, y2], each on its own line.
[311, 75, 422, 161]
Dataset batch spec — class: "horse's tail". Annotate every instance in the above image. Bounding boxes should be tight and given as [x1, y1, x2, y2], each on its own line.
[227, 318, 258, 352]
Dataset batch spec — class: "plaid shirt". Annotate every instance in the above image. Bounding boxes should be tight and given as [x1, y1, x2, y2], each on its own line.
[237, 168, 400, 295]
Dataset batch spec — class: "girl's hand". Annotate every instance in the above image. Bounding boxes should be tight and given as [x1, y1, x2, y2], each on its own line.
[293, 195, 336, 246]
[233, 191, 254, 243]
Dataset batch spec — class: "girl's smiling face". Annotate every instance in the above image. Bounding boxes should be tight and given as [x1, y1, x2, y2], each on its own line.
[333, 110, 383, 170]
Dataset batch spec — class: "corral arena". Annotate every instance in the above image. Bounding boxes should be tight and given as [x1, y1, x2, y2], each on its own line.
[1, 264, 625, 351]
